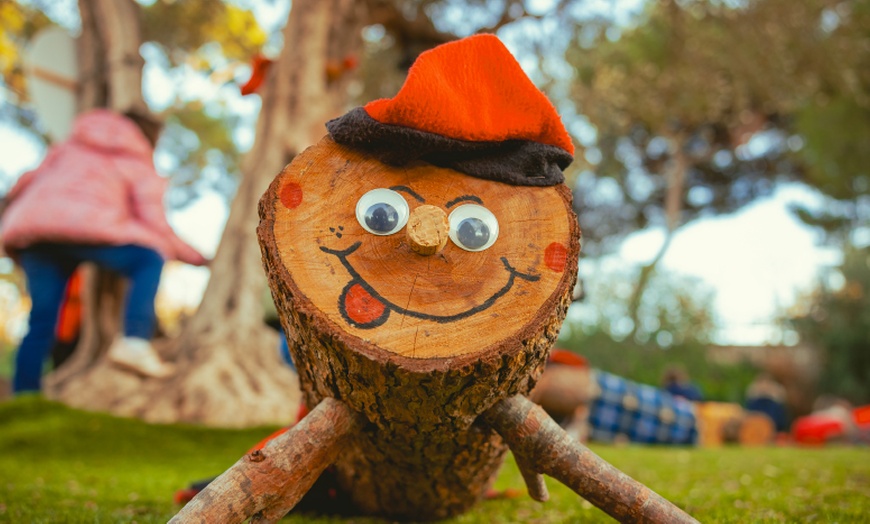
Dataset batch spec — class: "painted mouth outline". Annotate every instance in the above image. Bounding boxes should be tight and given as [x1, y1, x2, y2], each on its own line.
[320, 241, 540, 329]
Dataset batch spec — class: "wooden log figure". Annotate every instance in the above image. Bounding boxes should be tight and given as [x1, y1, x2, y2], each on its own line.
[173, 35, 697, 524]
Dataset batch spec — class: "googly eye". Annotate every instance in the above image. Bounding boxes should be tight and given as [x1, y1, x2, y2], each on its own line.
[448, 204, 499, 251]
[355, 188, 410, 235]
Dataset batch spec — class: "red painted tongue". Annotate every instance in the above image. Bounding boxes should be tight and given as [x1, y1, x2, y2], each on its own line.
[343, 283, 387, 326]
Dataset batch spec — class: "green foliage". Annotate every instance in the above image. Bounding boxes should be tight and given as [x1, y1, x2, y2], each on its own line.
[158, 100, 243, 206]
[0, 0, 51, 98]
[138, 0, 266, 205]
[789, 246, 870, 404]
[568, 264, 717, 344]
[567, 0, 870, 254]
[0, 0, 53, 143]
[559, 265, 756, 403]
[558, 329, 758, 404]
[142, 0, 267, 65]
[0, 2, 263, 208]
[795, 97, 870, 201]
[2, 397, 869, 523]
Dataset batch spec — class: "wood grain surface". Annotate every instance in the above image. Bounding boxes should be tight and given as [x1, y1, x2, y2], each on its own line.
[261, 136, 578, 359]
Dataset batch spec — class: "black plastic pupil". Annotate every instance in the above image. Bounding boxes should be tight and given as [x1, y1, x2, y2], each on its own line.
[457, 218, 490, 249]
[365, 203, 399, 233]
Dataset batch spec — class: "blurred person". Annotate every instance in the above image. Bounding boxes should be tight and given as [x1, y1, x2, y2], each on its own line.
[262, 285, 295, 371]
[662, 364, 704, 402]
[744, 372, 788, 433]
[0, 109, 208, 394]
[532, 350, 699, 445]
[530, 350, 600, 443]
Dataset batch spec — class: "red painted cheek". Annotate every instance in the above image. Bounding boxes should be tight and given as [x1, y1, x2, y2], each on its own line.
[345, 283, 386, 325]
[544, 242, 567, 272]
[280, 182, 303, 209]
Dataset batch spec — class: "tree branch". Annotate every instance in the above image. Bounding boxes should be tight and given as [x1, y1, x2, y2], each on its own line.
[365, 0, 454, 47]
[515, 455, 549, 502]
[627, 131, 688, 339]
[169, 398, 365, 524]
[482, 395, 699, 524]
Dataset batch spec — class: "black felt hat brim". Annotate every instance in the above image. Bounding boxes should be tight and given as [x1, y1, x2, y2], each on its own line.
[326, 107, 572, 187]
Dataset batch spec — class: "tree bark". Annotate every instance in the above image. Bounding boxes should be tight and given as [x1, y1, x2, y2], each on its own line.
[76, 0, 147, 114]
[626, 132, 687, 340]
[45, 266, 125, 390]
[124, 0, 365, 426]
[482, 395, 699, 524]
[257, 137, 581, 519]
[170, 398, 365, 524]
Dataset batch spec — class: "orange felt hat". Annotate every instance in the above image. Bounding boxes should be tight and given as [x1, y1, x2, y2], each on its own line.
[327, 34, 573, 186]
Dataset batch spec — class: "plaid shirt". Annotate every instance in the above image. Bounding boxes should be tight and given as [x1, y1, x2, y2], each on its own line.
[589, 370, 698, 445]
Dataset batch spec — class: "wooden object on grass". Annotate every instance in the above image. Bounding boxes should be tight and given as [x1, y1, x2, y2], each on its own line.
[174, 135, 698, 523]
[738, 412, 776, 446]
[722, 411, 776, 446]
[697, 402, 776, 447]
[695, 401, 745, 447]
[169, 398, 364, 524]
[262, 136, 579, 360]
[529, 363, 600, 443]
[256, 136, 580, 520]
[483, 395, 699, 524]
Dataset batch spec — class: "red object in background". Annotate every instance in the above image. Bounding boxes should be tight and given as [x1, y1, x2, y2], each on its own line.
[326, 54, 360, 83]
[854, 405, 870, 427]
[173, 488, 198, 505]
[548, 348, 588, 368]
[174, 402, 311, 506]
[245, 403, 310, 454]
[247, 426, 291, 453]
[240, 54, 273, 96]
[56, 269, 83, 343]
[792, 415, 846, 445]
[342, 54, 359, 71]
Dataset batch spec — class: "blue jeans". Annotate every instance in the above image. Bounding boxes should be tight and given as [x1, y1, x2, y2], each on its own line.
[13, 243, 164, 393]
[278, 328, 296, 372]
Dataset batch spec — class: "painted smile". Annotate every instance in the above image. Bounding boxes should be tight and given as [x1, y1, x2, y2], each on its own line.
[320, 242, 540, 329]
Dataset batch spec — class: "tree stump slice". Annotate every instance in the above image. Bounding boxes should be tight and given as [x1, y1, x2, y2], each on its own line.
[696, 401, 745, 447]
[737, 412, 776, 446]
[258, 136, 580, 520]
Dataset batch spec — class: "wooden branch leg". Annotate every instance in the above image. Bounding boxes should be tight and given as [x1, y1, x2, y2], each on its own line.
[481, 395, 699, 524]
[170, 398, 364, 524]
[515, 455, 549, 502]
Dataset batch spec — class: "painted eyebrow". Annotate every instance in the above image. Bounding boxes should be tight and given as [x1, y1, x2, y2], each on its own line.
[389, 185, 425, 203]
[446, 195, 483, 208]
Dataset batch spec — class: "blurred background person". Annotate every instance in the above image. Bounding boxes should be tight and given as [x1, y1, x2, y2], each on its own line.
[662, 364, 704, 402]
[744, 372, 789, 434]
[0, 109, 208, 394]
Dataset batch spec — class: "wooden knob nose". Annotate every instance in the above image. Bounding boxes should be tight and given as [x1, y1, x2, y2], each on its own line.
[406, 205, 449, 255]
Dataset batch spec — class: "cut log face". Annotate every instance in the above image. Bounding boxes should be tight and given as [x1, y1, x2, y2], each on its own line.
[258, 135, 580, 520]
[263, 136, 576, 360]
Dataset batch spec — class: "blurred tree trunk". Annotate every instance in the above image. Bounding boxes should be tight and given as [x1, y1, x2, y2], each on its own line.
[626, 132, 688, 339]
[50, 0, 366, 427]
[145, 0, 365, 426]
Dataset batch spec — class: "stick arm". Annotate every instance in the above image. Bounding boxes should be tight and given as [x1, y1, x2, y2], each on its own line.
[169, 398, 365, 524]
[481, 395, 699, 524]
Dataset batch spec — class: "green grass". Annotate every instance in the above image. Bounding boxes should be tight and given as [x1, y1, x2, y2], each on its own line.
[1, 397, 868, 523]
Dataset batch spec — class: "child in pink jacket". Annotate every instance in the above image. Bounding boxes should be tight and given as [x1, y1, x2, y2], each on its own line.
[1, 109, 208, 393]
